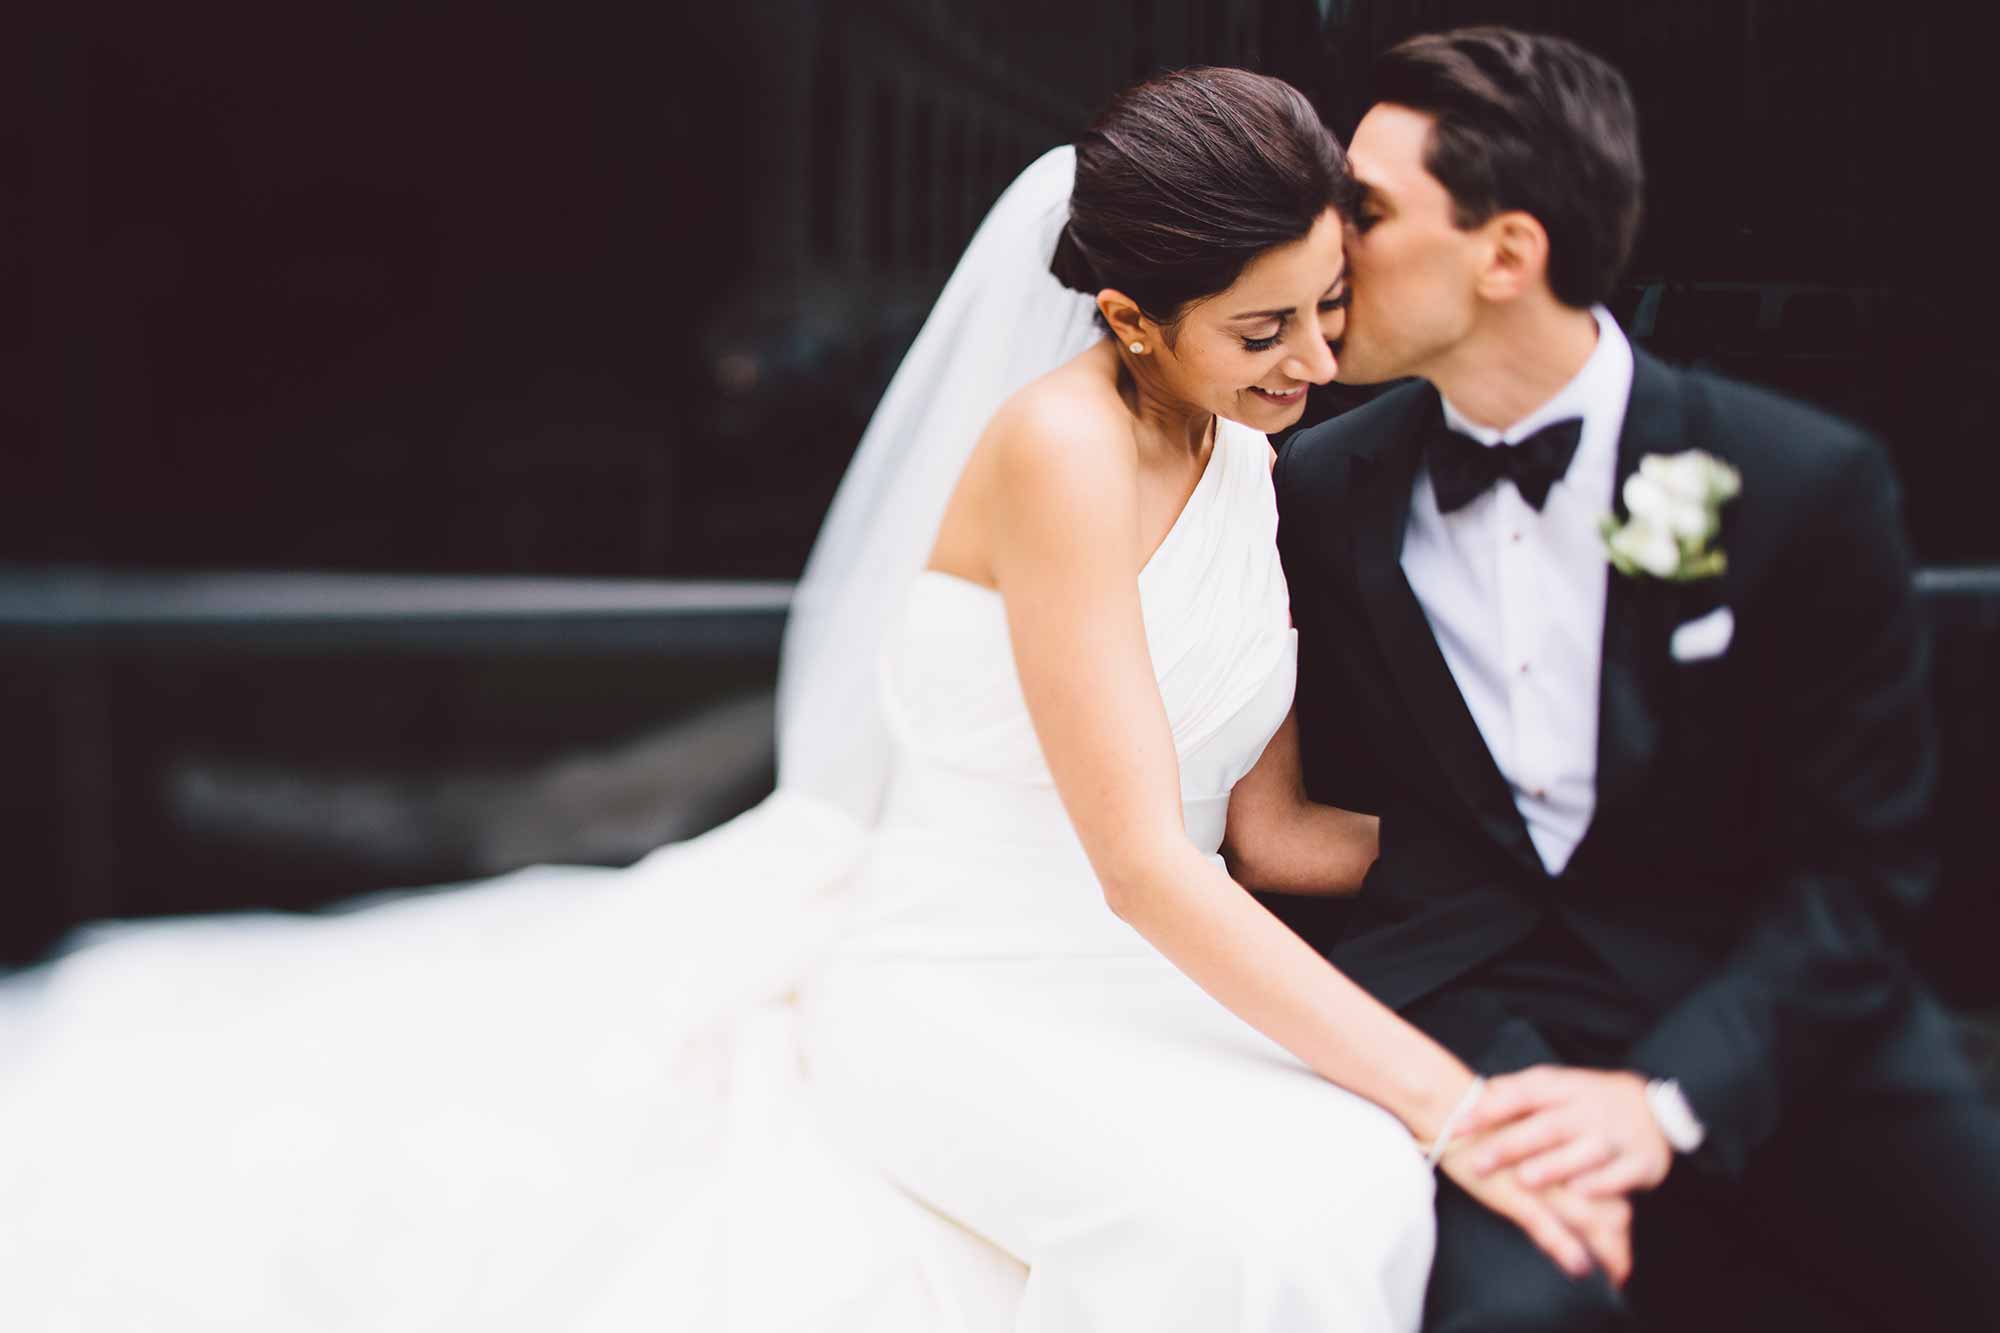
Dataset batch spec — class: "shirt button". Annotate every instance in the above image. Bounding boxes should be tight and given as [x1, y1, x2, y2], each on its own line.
[1510, 531, 1523, 543]
[1532, 787, 1548, 800]
[1518, 661, 1531, 674]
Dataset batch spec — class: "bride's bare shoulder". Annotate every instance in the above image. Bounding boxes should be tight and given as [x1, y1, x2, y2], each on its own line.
[929, 346, 1130, 583]
[981, 345, 1135, 494]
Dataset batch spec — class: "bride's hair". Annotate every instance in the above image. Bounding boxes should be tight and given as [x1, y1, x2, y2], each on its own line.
[1050, 67, 1350, 335]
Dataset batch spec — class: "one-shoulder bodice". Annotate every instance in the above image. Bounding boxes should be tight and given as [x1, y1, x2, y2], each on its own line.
[875, 417, 1296, 867]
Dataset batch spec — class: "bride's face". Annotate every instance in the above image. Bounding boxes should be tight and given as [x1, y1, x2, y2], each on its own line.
[1155, 207, 1348, 431]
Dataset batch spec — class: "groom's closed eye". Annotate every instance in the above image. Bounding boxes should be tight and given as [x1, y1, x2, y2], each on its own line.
[1351, 186, 1386, 233]
[1320, 289, 1350, 349]
[1307, 275, 1351, 331]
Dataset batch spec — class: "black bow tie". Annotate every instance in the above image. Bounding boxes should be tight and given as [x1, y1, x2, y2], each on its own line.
[1427, 417, 1584, 514]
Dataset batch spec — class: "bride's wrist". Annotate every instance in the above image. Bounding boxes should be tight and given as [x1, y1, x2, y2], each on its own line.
[1396, 1061, 1483, 1146]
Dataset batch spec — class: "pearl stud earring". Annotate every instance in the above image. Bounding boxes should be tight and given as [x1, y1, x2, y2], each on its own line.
[1128, 341, 1145, 354]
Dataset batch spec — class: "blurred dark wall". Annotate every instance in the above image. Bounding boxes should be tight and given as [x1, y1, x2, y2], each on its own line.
[17, 2, 1321, 579]
[21, 4, 755, 574]
[22, 1, 1994, 576]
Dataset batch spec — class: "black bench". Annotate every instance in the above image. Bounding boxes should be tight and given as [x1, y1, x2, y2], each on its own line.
[2, 567, 1994, 1061]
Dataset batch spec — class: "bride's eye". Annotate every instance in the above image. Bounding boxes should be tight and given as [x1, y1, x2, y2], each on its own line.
[1320, 290, 1351, 314]
[1240, 318, 1286, 352]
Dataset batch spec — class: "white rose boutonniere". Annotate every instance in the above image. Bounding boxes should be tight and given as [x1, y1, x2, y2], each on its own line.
[1600, 450, 1741, 580]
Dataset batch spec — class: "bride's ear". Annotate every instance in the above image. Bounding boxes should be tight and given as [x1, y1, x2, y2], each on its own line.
[1096, 290, 1152, 351]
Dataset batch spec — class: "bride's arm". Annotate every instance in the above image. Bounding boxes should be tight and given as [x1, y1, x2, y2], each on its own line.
[990, 404, 1620, 1280]
[990, 399, 1461, 1141]
[1221, 709, 1378, 895]
[1223, 441, 1379, 894]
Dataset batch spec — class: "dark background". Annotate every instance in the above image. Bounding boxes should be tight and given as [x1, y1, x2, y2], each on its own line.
[6, 2, 1997, 995]
[16, 0, 1999, 578]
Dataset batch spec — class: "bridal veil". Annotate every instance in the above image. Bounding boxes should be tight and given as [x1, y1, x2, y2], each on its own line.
[777, 145, 1102, 828]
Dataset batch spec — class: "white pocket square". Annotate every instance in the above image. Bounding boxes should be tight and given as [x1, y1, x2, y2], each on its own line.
[1670, 606, 1734, 662]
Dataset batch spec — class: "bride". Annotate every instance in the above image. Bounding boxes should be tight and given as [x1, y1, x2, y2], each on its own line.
[0, 69, 1605, 1331]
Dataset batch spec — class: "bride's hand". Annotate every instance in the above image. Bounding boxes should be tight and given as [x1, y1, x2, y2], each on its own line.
[1435, 1127, 1634, 1288]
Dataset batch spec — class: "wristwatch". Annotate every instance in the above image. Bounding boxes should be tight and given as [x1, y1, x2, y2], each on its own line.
[1644, 1078, 1707, 1154]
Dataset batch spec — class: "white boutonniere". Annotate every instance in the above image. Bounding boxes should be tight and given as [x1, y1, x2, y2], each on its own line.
[1599, 450, 1741, 580]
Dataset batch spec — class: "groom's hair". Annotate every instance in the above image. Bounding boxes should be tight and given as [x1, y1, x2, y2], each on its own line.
[1052, 67, 1350, 338]
[1373, 27, 1642, 309]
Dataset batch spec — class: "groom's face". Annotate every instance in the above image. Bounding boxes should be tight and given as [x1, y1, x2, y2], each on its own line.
[1337, 104, 1483, 385]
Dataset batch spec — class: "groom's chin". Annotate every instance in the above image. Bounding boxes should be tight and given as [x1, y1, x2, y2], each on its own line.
[1330, 342, 1403, 387]
[1333, 364, 1396, 388]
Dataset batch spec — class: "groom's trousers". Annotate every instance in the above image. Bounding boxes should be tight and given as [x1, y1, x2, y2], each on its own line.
[1407, 973, 2000, 1333]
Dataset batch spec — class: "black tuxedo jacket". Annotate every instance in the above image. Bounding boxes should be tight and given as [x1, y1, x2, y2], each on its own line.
[1274, 348, 1937, 1178]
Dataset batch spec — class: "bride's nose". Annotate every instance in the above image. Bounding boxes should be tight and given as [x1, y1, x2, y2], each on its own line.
[1281, 327, 1338, 386]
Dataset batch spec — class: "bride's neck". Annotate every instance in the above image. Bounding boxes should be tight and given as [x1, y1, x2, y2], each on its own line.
[1116, 363, 1213, 461]
[1136, 401, 1214, 461]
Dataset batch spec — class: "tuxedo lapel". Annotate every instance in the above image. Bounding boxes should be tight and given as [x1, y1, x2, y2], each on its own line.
[1347, 387, 1543, 878]
[1573, 351, 1683, 868]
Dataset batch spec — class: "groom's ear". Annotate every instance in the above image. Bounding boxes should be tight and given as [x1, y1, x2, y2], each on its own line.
[1474, 211, 1551, 305]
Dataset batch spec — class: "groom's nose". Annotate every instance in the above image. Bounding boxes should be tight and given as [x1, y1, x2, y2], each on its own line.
[1283, 328, 1339, 385]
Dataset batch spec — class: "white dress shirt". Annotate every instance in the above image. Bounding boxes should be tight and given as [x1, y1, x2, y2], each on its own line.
[1401, 306, 1634, 875]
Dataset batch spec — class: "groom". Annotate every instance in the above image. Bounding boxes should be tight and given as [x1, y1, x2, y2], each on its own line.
[1271, 26, 2000, 1331]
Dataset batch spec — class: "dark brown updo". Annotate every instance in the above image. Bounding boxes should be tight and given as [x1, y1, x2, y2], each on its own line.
[1051, 67, 1350, 332]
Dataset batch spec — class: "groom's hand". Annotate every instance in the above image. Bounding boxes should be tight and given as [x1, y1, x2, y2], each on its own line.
[1458, 1066, 1673, 1198]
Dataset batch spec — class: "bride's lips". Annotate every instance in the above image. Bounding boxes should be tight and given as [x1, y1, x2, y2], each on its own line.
[1249, 384, 1308, 406]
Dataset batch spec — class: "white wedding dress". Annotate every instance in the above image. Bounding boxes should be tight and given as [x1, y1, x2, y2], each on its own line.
[0, 148, 1434, 1332]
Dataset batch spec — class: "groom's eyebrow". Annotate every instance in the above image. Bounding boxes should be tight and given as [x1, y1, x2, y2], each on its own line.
[1229, 265, 1347, 322]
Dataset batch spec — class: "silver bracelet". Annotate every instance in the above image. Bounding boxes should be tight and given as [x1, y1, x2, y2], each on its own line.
[1423, 1075, 1488, 1169]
